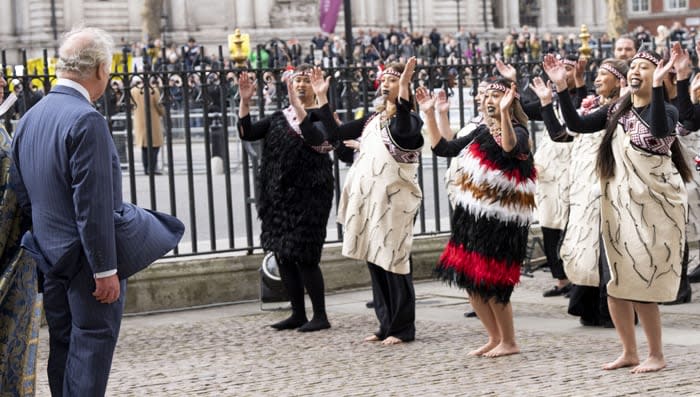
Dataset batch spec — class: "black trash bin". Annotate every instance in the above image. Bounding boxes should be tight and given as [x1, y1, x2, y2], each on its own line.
[260, 252, 289, 310]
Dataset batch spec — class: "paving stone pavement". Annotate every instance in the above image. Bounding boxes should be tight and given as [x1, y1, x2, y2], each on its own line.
[35, 269, 700, 396]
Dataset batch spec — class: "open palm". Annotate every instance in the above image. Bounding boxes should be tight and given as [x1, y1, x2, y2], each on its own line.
[238, 73, 256, 101]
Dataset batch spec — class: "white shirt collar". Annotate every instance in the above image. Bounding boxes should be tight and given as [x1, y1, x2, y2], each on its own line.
[56, 78, 91, 102]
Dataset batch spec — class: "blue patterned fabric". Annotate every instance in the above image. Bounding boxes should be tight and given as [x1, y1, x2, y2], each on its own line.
[0, 125, 40, 396]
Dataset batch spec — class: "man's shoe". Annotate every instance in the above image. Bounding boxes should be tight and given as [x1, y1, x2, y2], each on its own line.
[543, 283, 572, 297]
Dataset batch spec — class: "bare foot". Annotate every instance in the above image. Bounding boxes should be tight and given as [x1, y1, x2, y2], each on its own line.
[482, 342, 520, 358]
[381, 336, 403, 345]
[630, 357, 666, 374]
[468, 340, 500, 356]
[364, 334, 380, 342]
[602, 354, 639, 370]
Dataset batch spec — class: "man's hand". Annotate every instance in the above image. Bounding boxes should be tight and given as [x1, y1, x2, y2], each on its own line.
[93, 274, 120, 304]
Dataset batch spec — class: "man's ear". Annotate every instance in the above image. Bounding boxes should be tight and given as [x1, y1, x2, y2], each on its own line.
[97, 62, 109, 81]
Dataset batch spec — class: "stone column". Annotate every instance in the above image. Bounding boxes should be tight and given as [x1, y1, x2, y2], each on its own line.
[235, 0, 255, 29]
[503, 0, 519, 29]
[541, 0, 558, 29]
[0, 0, 15, 39]
[62, 0, 84, 30]
[167, 0, 189, 33]
[575, 0, 595, 27]
[253, 0, 272, 29]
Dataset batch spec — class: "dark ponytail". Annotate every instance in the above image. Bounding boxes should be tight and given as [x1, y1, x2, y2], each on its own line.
[671, 140, 693, 183]
[596, 93, 631, 180]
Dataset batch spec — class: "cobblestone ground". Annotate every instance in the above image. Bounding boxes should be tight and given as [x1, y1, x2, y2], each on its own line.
[35, 270, 700, 396]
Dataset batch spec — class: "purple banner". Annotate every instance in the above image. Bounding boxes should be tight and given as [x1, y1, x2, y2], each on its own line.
[319, 0, 342, 34]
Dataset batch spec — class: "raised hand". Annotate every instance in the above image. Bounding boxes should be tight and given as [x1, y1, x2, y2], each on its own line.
[574, 58, 587, 86]
[495, 59, 517, 82]
[542, 54, 568, 92]
[310, 66, 330, 97]
[653, 50, 679, 87]
[436, 90, 450, 113]
[238, 72, 256, 102]
[415, 86, 435, 113]
[672, 42, 692, 80]
[529, 76, 552, 105]
[691, 73, 700, 100]
[500, 82, 517, 113]
[400, 56, 417, 87]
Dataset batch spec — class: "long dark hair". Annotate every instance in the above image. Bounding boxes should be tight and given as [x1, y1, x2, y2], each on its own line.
[596, 93, 692, 182]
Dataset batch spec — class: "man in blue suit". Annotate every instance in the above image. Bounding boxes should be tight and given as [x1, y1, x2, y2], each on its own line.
[11, 27, 183, 396]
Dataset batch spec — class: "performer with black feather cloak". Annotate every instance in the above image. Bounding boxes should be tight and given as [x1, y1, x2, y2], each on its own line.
[238, 65, 335, 333]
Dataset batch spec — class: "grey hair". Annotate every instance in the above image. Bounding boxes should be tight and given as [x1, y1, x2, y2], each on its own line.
[56, 26, 115, 79]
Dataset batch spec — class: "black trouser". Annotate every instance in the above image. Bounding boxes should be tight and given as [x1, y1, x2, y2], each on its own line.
[568, 235, 611, 325]
[367, 262, 415, 342]
[541, 226, 566, 280]
[141, 146, 160, 174]
[276, 256, 327, 320]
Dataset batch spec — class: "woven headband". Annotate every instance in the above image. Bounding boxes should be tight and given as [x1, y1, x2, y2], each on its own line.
[380, 69, 402, 79]
[631, 51, 660, 66]
[290, 70, 312, 79]
[487, 83, 520, 100]
[561, 59, 578, 68]
[599, 63, 625, 81]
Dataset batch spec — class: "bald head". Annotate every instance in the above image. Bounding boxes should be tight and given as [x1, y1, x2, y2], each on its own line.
[57, 27, 114, 80]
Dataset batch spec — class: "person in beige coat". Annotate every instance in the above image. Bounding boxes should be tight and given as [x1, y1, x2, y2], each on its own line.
[131, 77, 165, 175]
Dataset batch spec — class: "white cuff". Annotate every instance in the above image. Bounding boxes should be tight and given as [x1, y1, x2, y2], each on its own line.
[94, 269, 118, 278]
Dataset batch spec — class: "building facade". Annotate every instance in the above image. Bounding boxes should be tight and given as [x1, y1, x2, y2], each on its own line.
[627, 0, 700, 33]
[1, 0, 609, 63]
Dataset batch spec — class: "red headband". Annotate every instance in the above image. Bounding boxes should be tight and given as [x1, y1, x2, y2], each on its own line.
[487, 83, 520, 100]
[599, 63, 625, 81]
[631, 52, 660, 66]
[561, 59, 577, 67]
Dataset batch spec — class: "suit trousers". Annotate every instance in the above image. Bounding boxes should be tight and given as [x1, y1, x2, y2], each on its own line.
[43, 260, 126, 396]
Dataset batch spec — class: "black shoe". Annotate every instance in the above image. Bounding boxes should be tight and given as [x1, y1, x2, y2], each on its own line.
[663, 286, 692, 305]
[689, 264, 700, 283]
[464, 311, 478, 318]
[297, 317, 331, 332]
[270, 315, 308, 330]
[366, 300, 375, 308]
[579, 318, 598, 327]
[543, 283, 572, 297]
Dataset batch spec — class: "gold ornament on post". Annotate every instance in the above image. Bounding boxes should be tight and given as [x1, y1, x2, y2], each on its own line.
[579, 24, 592, 60]
[228, 29, 250, 67]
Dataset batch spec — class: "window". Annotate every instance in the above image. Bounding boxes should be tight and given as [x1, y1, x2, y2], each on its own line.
[557, 0, 574, 27]
[630, 0, 650, 13]
[666, 0, 688, 10]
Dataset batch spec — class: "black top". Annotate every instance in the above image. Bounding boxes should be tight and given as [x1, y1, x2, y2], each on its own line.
[557, 87, 677, 138]
[541, 103, 572, 142]
[432, 123, 530, 158]
[328, 98, 424, 150]
[238, 103, 334, 145]
[676, 78, 700, 132]
[522, 85, 587, 121]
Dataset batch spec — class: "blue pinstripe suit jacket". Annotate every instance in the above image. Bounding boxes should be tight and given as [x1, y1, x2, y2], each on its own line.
[12, 85, 183, 280]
